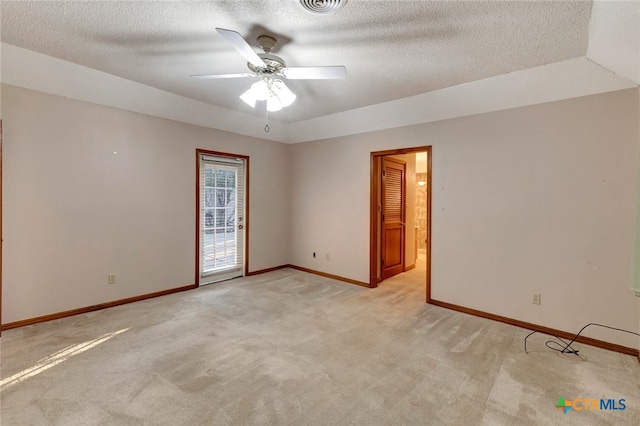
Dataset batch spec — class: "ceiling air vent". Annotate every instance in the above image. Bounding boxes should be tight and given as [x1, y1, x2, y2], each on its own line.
[299, 0, 347, 14]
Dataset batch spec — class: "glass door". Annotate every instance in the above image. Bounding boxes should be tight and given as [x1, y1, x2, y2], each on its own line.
[199, 154, 246, 285]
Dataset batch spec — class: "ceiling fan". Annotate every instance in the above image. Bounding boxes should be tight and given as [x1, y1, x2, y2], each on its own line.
[191, 28, 347, 115]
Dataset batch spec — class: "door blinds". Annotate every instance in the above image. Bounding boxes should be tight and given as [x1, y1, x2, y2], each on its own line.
[199, 155, 245, 284]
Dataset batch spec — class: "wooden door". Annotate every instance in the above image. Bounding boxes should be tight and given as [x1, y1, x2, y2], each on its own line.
[382, 157, 405, 279]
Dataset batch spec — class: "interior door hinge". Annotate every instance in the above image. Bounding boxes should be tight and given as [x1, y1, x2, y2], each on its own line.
[381, 259, 385, 266]
[382, 169, 386, 177]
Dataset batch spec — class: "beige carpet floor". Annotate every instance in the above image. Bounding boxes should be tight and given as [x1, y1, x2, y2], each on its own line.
[2, 259, 639, 425]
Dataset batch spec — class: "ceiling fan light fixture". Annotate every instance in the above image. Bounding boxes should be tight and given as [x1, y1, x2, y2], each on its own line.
[267, 97, 283, 112]
[240, 81, 262, 108]
[299, 0, 347, 14]
[240, 79, 269, 107]
[240, 78, 296, 111]
[252, 80, 271, 101]
[271, 79, 296, 108]
[239, 90, 257, 108]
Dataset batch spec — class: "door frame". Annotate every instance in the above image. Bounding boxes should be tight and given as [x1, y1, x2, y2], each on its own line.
[0, 120, 3, 335]
[195, 149, 250, 287]
[369, 146, 432, 302]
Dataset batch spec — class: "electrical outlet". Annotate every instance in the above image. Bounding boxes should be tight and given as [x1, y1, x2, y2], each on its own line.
[532, 294, 541, 305]
[108, 274, 116, 285]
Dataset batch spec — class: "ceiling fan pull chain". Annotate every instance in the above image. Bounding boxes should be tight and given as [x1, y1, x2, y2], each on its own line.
[264, 106, 270, 133]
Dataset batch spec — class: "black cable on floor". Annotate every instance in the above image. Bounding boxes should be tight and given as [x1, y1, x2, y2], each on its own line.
[524, 323, 640, 358]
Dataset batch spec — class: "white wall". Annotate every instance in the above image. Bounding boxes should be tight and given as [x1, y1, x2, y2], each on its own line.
[290, 89, 640, 349]
[289, 140, 370, 281]
[2, 84, 289, 324]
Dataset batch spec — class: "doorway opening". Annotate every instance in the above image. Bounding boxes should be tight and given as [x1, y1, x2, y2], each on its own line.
[196, 149, 249, 286]
[370, 147, 432, 301]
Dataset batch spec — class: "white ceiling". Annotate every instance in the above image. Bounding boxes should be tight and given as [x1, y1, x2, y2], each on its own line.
[0, 1, 638, 142]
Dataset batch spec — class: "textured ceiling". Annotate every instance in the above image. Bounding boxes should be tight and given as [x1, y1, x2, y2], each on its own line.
[1, 1, 593, 124]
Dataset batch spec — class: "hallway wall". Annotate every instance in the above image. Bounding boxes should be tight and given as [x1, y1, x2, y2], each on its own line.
[415, 172, 428, 251]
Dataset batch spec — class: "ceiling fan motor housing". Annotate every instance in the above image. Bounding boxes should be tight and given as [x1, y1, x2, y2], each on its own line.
[248, 35, 286, 75]
[256, 35, 277, 53]
[248, 53, 286, 75]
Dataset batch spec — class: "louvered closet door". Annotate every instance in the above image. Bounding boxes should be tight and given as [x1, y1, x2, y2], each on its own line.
[382, 158, 406, 279]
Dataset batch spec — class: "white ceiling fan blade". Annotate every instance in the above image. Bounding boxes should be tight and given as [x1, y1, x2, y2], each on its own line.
[190, 73, 257, 79]
[281, 66, 347, 80]
[215, 28, 265, 68]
